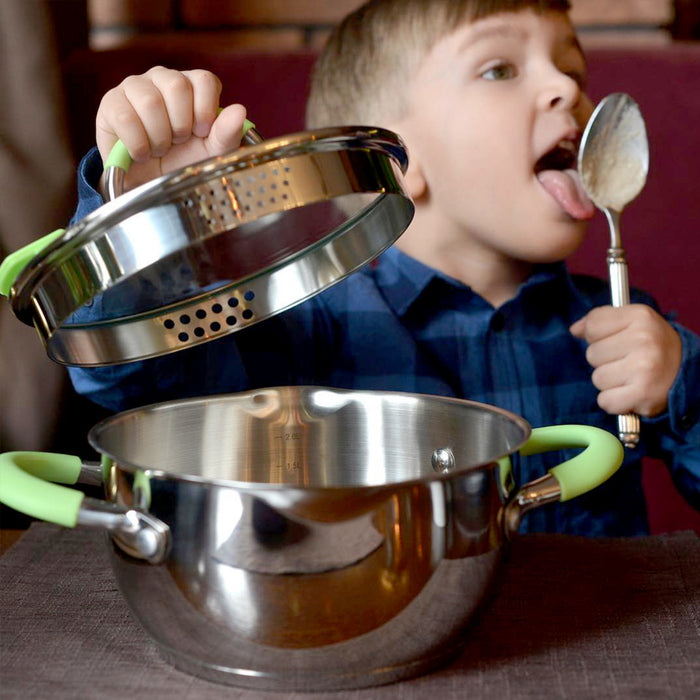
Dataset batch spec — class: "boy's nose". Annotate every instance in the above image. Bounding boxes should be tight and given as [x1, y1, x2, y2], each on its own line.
[539, 71, 581, 111]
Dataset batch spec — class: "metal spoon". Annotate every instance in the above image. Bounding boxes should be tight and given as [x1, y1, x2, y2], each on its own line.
[578, 93, 649, 449]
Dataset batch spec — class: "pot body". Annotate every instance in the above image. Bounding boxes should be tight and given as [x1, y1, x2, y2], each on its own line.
[94, 387, 528, 690]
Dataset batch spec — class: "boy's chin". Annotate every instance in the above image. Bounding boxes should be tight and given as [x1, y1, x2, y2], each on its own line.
[526, 226, 588, 264]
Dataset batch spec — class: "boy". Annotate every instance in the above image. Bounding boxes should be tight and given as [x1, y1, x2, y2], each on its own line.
[69, 0, 700, 535]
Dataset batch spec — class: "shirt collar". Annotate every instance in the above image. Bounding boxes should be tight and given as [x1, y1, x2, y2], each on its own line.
[374, 246, 598, 317]
[374, 247, 456, 317]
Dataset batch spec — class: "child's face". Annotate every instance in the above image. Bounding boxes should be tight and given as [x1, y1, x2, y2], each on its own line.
[390, 9, 594, 269]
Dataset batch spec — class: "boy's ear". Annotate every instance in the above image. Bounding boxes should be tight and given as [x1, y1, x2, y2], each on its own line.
[403, 159, 427, 201]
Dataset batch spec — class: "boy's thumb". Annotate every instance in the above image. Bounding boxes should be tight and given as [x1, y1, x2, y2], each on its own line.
[569, 317, 585, 338]
[207, 103, 248, 156]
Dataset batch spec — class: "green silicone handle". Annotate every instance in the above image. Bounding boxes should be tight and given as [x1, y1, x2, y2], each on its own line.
[103, 138, 133, 171]
[0, 228, 65, 297]
[0, 451, 85, 527]
[522, 425, 624, 501]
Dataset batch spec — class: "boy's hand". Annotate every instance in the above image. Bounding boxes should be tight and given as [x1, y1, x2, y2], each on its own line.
[570, 305, 682, 418]
[96, 66, 247, 192]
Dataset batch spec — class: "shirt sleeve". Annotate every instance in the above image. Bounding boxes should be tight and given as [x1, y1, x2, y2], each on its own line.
[67, 298, 332, 412]
[72, 147, 105, 224]
[646, 321, 700, 511]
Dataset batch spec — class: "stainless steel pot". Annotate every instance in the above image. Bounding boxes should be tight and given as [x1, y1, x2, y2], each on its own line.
[0, 387, 623, 691]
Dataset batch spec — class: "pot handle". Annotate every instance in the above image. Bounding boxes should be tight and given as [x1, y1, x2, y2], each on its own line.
[0, 117, 260, 297]
[503, 425, 624, 537]
[0, 451, 170, 563]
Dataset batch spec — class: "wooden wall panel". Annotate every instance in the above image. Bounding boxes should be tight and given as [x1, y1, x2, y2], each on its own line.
[89, 0, 174, 28]
[571, 0, 672, 25]
[179, 0, 364, 26]
[87, 0, 680, 49]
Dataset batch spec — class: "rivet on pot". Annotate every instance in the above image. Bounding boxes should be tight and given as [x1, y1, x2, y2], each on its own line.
[431, 447, 455, 473]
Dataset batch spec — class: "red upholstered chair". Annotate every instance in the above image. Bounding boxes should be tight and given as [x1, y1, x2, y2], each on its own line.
[62, 43, 700, 534]
[570, 45, 700, 535]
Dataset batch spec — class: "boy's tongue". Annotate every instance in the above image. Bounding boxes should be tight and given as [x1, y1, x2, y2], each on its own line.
[537, 168, 595, 220]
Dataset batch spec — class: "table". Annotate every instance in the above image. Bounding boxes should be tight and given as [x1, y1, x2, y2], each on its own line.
[1, 524, 699, 699]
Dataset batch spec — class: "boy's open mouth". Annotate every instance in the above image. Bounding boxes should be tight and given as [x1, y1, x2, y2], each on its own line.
[535, 140, 595, 221]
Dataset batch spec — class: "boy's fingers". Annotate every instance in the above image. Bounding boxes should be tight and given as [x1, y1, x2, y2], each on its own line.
[591, 357, 630, 392]
[147, 67, 195, 145]
[584, 334, 629, 368]
[95, 69, 242, 192]
[596, 384, 637, 416]
[569, 317, 585, 337]
[182, 69, 223, 138]
[96, 68, 226, 166]
[96, 87, 154, 164]
[206, 103, 248, 156]
[570, 306, 634, 343]
[119, 74, 174, 158]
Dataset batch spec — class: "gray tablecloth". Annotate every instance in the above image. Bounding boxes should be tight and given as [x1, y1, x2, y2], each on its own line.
[1, 524, 699, 699]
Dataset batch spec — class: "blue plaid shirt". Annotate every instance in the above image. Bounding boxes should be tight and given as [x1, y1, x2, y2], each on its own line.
[69, 149, 700, 536]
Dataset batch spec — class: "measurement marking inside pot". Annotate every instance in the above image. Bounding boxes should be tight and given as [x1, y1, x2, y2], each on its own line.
[274, 462, 302, 471]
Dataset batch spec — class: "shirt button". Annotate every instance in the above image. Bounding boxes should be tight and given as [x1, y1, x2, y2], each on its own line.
[491, 312, 506, 332]
[679, 413, 696, 431]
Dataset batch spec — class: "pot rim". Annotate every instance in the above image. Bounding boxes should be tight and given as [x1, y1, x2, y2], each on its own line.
[87, 386, 532, 493]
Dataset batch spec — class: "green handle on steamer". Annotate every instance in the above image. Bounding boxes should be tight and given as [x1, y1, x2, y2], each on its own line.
[103, 138, 133, 171]
[0, 117, 257, 297]
[0, 228, 65, 296]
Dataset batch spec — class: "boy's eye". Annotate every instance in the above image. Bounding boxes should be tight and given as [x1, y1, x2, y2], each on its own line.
[481, 62, 517, 81]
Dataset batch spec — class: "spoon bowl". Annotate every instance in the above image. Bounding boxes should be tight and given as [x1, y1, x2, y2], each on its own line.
[578, 93, 650, 448]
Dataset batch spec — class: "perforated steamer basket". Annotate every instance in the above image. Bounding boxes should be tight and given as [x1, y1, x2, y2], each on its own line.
[1, 126, 413, 366]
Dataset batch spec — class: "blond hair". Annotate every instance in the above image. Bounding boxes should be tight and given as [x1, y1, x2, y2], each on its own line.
[306, 0, 571, 128]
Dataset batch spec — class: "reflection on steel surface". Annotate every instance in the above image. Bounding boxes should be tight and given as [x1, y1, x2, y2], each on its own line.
[10, 128, 413, 366]
[89, 387, 529, 690]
